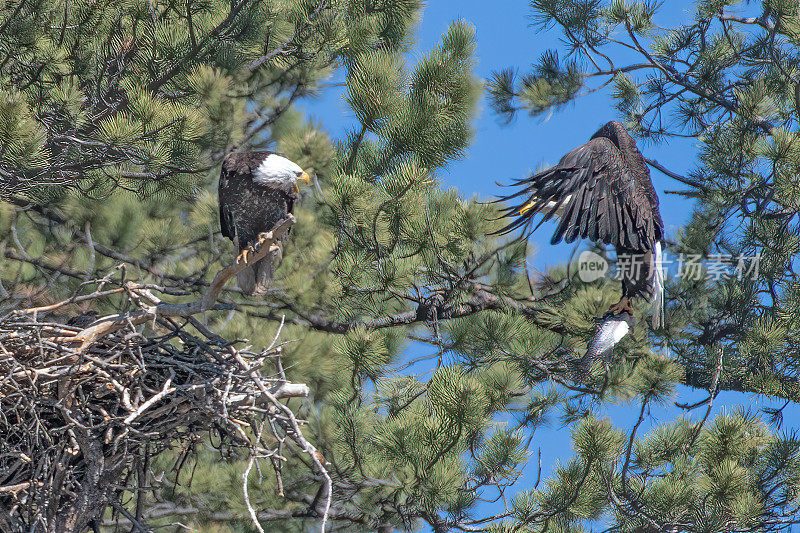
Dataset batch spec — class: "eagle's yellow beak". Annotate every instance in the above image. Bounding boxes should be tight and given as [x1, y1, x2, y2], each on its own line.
[520, 201, 535, 215]
[294, 171, 311, 194]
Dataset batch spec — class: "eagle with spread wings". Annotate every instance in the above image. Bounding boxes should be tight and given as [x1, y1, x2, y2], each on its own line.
[496, 121, 665, 326]
[218, 151, 309, 296]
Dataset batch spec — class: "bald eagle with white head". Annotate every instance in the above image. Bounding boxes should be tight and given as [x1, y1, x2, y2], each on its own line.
[219, 151, 310, 295]
[496, 121, 665, 327]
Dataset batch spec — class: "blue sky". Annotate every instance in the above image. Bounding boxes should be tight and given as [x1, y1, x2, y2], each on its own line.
[296, 1, 800, 530]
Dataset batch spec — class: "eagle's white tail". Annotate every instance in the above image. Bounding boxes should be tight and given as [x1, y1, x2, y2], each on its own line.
[651, 241, 664, 328]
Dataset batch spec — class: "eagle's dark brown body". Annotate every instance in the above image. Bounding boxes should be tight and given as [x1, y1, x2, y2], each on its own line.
[219, 151, 297, 295]
[498, 121, 664, 321]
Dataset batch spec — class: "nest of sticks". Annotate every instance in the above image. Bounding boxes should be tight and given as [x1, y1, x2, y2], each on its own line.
[0, 216, 330, 533]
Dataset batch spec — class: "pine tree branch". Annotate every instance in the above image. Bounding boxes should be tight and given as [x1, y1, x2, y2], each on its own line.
[718, 11, 775, 32]
[239, 84, 304, 147]
[623, 20, 775, 134]
[8, 197, 213, 284]
[101, 501, 373, 528]
[586, 63, 656, 77]
[246, 0, 330, 71]
[148, 0, 251, 93]
[3, 249, 88, 280]
[645, 158, 703, 189]
[0, 0, 28, 36]
[253, 287, 564, 336]
[683, 365, 800, 403]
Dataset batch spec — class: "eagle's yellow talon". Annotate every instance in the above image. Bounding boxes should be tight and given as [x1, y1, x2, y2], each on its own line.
[237, 248, 250, 264]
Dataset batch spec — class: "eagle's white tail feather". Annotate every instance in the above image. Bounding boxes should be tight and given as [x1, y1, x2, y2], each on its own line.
[651, 241, 664, 328]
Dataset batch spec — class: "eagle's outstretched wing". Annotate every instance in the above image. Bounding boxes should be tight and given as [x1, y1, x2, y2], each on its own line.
[494, 137, 661, 252]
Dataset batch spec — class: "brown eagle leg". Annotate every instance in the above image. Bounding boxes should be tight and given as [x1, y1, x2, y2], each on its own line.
[607, 296, 634, 317]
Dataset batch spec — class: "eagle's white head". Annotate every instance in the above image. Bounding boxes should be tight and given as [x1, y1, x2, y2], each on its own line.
[253, 154, 310, 194]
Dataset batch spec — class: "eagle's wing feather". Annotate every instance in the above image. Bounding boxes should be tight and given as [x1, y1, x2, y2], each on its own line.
[494, 137, 659, 251]
[219, 183, 235, 242]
